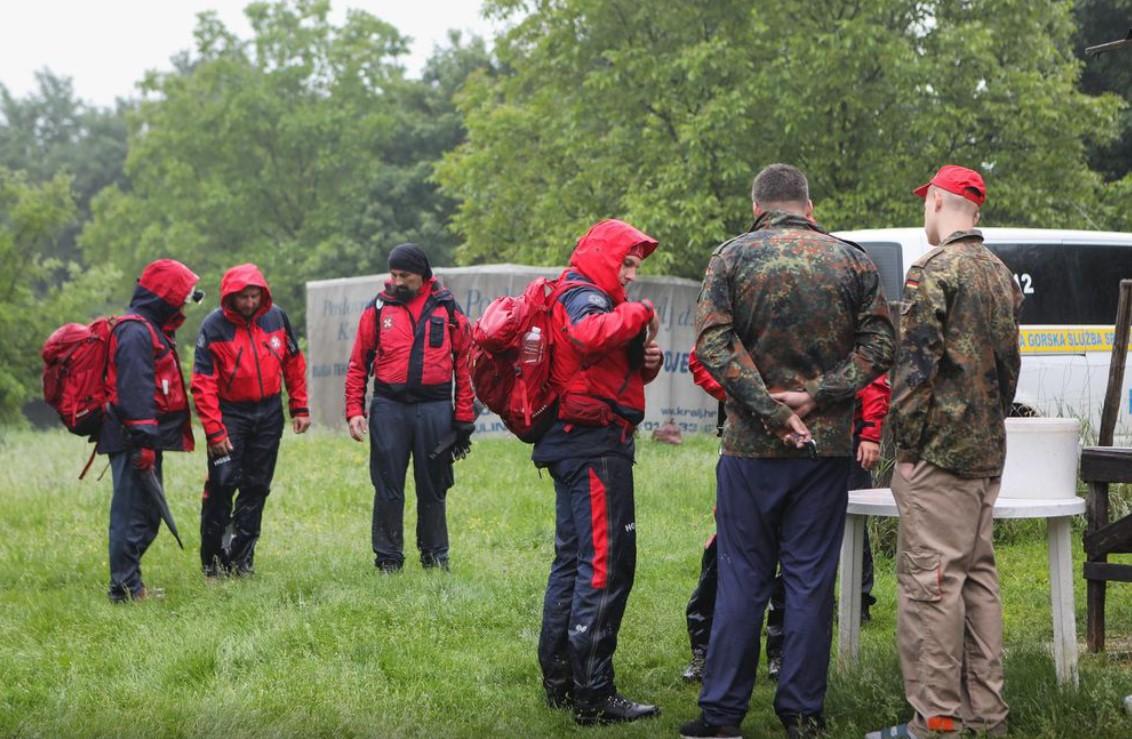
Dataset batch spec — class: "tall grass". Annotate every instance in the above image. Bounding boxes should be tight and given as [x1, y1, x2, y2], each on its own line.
[1, 429, 1130, 737]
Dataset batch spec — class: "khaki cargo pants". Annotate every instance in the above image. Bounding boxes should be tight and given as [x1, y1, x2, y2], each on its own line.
[892, 460, 1009, 738]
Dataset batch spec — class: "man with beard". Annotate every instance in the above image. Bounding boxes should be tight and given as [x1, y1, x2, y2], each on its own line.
[345, 244, 475, 572]
[192, 263, 310, 577]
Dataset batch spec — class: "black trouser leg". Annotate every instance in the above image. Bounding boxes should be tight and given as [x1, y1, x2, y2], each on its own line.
[686, 534, 718, 656]
[540, 456, 637, 708]
[410, 400, 454, 566]
[370, 397, 412, 567]
[228, 399, 283, 572]
[848, 436, 876, 602]
[201, 405, 248, 573]
[539, 474, 581, 698]
[108, 451, 163, 599]
[765, 573, 786, 663]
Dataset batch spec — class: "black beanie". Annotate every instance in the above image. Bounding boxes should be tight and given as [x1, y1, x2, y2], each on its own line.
[388, 243, 432, 280]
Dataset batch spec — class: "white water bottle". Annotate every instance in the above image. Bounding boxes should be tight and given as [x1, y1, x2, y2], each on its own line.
[520, 326, 544, 365]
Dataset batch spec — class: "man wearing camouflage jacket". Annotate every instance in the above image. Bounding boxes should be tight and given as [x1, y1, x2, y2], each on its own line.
[682, 164, 894, 739]
[874, 165, 1022, 739]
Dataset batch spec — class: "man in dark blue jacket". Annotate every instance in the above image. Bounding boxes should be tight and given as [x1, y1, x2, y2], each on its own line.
[97, 258, 201, 602]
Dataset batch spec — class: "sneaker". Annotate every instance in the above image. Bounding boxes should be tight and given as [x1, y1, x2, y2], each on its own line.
[573, 693, 660, 726]
[679, 714, 742, 738]
[865, 724, 919, 739]
[682, 650, 707, 682]
[767, 654, 782, 682]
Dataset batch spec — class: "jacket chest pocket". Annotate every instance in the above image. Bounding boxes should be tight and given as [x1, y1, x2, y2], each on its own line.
[429, 316, 446, 349]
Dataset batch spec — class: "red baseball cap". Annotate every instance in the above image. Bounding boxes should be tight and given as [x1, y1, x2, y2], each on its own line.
[913, 164, 986, 206]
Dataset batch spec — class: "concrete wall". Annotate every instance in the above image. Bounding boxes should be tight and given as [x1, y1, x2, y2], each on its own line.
[305, 265, 717, 435]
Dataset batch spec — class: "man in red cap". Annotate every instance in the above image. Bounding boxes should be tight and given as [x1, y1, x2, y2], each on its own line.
[533, 219, 663, 726]
[870, 166, 1022, 739]
[97, 258, 201, 602]
[191, 264, 310, 577]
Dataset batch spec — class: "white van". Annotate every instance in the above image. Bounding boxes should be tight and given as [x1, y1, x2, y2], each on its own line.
[833, 227, 1132, 438]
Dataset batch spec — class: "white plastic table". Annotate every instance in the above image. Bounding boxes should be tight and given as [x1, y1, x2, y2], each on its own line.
[838, 488, 1086, 686]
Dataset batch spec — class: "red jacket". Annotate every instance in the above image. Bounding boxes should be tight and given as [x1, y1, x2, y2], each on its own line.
[855, 374, 890, 444]
[548, 220, 660, 428]
[344, 278, 474, 423]
[691, 348, 889, 442]
[191, 264, 308, 446]
[99, 258, 198, 453]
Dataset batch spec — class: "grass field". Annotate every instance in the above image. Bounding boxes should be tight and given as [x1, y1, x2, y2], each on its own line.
[3, 428, 1132, 738]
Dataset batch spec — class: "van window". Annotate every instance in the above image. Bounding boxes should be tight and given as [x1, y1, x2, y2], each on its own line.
[858, 242, 904, 300]
[989, 243, 1132, 325]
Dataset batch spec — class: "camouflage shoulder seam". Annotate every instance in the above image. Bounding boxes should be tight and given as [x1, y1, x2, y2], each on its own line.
[911, 244, 948, 269]
[830, 234, 867, 254]
[710, 233, 750, 258]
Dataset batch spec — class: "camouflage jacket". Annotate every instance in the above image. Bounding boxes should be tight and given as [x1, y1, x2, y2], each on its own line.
[694, 211, 895, 457]
[890, 229, 1022, 478]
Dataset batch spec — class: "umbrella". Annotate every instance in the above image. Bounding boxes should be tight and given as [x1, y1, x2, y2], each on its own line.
[139, 468, 184, 550]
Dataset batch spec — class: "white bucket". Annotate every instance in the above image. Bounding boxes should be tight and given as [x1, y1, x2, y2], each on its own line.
[1000, 418, 1081, 499]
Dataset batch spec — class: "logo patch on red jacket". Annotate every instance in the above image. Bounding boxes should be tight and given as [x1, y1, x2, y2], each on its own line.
[270, 336, 282, 351]
[382, 316, 393, 329]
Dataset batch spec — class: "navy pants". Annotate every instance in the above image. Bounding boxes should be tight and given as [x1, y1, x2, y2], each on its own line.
[699, 455, 849, 727]
[108, 450, 164, 600]
[538, 455, 636, 709]
[200, 398, 284, 573]
[369, 396, 453, 567]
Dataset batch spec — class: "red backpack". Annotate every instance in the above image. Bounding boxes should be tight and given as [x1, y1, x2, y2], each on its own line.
[470, 277, 585, 442]
[41, 315, 149, 439]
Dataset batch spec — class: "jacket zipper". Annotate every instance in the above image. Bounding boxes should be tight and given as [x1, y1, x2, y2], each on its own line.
[246, 323, 266, 400]
[225, 347, 243, 391]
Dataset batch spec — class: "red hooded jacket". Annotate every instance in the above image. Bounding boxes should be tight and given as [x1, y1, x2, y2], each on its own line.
[547, 219, 660, 430]
[99, 258, 198, 453]
[191, 264, 308, 446]
[344, 278, 474, 423]
[689, 348, 890, 441]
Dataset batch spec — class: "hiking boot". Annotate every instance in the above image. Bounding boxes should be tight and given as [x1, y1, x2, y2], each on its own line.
[573, 693, 660, 726]
[110, 586, 165, 603]
[545, 687, 573, 710]
[376, 560, 403, 574]
[682, 650, 707, 682]
[767, 654, 782, 681]
[679, 714, 742, 738]
[421, 553, 450, 571]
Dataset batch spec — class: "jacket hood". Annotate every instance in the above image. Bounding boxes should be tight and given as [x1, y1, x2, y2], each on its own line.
[130, 259, 200, 331]
[220, 263, 273, 321]
[567, 219, 658, 304]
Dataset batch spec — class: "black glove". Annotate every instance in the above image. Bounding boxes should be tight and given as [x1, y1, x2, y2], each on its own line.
[451, 422, 476, 462]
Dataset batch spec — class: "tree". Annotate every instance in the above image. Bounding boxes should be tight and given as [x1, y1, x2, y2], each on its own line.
[0, 71, 129, 269]
[438, 0, 1124, 278]
[0, 168, 119, 424]
[81, 0, 491, 334]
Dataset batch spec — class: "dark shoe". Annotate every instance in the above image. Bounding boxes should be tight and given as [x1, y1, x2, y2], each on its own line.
[767, 654, 782, 682]
[573, 693, 660, 726]
[111, 586, 165, 603]
[376, 560, 403, 574]
[234, 563, 255, 577]
[679, 714, 742, 738]
[421, 553, 450, 571]
[545, 687, 573, 710]
[203, 564, 225, 579]
[782, 713, 824, 738]
[682, 650, 707, 682]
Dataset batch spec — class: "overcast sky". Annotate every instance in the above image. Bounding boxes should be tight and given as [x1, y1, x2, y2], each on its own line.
[0, 0, 499, 107]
